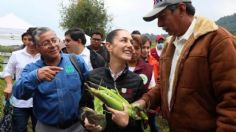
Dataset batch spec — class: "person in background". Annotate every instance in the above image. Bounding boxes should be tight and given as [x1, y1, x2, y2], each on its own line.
[156, 35, 165, 54]
[13, 27, 89, 132]
[131, 30, 141, 35]
[140, 35, 151, 62]
[128, 34, 156, 90]
[150, 35, 165, 61]
[18, 32, 28, 49]
[84, 29, 145, 132]
[128, 34, 158, 132]
[59, 39, 68, 53]
[13, 28, 38, 51]
[3, 28, 39, 132]
[141, 35, 159, 83]
[13, 33, 29, 51]
[87, 31, 109, 62]
[133, 0, 236, 131]
[65, 28, 105, 71]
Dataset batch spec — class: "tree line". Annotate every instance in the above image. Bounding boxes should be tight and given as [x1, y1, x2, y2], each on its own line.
[216, 13, 236, 35]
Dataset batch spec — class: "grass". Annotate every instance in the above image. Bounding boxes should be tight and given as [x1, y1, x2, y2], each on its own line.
[0, 79, 5, 119]
[156, 115, 170, 132]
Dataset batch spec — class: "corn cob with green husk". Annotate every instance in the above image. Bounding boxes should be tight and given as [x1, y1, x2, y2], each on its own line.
[85, 82, 148, 121]
[86, 81, 130, 105]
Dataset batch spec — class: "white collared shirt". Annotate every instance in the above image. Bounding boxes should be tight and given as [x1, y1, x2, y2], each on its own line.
[168, 18, 196, 109]
[156, 48, 162, 57]
[109, 67, 124, 81]
[79, 47, 93, 71]
[3, 47, 40, 108]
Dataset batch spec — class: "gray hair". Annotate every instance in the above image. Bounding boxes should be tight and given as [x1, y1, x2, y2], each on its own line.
[32, 27, 55, 45]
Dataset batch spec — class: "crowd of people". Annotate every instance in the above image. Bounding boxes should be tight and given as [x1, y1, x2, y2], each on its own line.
[2, 0, 236, 132]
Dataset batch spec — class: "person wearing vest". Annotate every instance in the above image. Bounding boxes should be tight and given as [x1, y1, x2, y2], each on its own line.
[141, 35, 160, 84]
[128, 34, 156, 91]
[128, 34, 157, 132]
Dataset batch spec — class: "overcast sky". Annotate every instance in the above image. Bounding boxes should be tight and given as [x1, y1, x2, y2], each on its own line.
[0, 0, 236, 37]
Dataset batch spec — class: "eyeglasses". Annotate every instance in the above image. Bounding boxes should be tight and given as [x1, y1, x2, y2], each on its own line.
[39, 38, 59, 47]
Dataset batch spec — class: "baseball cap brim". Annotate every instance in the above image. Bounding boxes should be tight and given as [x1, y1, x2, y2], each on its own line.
[143, 6, 167, 22]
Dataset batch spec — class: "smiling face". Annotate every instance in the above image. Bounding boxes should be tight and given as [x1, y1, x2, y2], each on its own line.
[141, 41, 150, 59]
[23, 34, 37, 52]
[36, 31, 60, 60]
[106, 30, 134, 62]
[22, 34, 32, 46]
[130, 35, 142, 64]
[64, 35, 80, 54]
[130, 40, 141, 62]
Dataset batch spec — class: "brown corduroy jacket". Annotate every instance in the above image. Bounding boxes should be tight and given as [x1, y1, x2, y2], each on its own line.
[141, 16, 236, 132]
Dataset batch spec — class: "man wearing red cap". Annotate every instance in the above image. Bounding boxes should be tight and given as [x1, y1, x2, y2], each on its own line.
[133, 0, 236, 131]
[150, 35, 165, 61]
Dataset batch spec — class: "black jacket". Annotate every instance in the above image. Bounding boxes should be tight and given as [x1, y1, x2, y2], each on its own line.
[88, 48, 106, 69]
[84, 65, 145, 132]
[87, 45, 109, 63]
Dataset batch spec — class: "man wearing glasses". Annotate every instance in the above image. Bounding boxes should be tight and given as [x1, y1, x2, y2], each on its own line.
[13, 27, 89, 132]
[87, 31, 109, 62]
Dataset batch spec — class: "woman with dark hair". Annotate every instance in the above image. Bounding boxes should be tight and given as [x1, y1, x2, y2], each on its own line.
[128, 34, 158, 132]
[141, 35, 160, 84]
[84, 29, 145, 132]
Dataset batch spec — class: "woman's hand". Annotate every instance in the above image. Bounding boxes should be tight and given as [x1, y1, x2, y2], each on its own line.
[106, 104, 129, 128]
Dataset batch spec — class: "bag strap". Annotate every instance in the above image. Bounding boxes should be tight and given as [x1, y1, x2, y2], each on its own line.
[88, 47, 105, 69]
[69, 54, 84, 82]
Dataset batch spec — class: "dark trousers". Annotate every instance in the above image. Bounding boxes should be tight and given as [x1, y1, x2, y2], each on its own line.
[148, 113, 158, 132]
[35, 121, 87, 132]
[13, 107, 37, 132]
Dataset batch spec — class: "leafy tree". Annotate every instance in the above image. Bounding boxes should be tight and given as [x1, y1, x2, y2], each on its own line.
[60, 0, 112, 38]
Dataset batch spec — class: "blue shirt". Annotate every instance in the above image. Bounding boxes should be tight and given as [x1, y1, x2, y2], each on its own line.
[13, 53, 89, 125]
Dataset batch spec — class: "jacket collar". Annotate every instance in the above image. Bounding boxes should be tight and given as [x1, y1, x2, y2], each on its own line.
[168, 16, 219, 44]
[162, 16, 219, 113]
[105, 63, 129, 81]
[193, 16, 219, 39]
